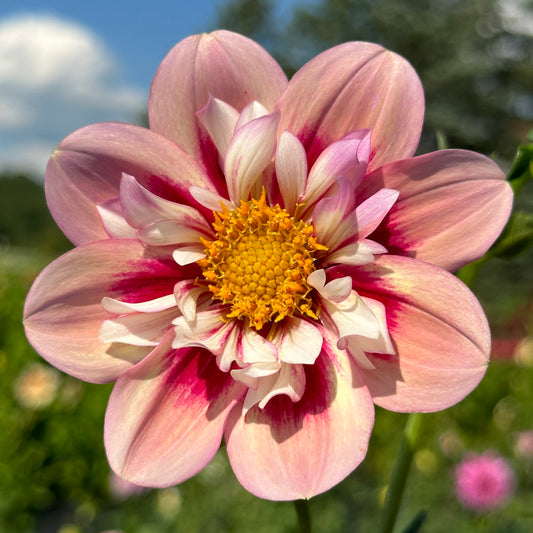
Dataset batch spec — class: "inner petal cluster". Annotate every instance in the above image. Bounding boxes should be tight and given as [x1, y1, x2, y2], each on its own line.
[198, 191, 326, 330]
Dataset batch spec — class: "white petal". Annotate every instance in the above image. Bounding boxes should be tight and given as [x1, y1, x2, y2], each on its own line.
[172, 246, 206, 266]
[99, 307, 178, 346]
[138, 218, 210, 246]
[224, 111, 280, 203]
[197, 96, 239, 158]
[303, 130, 370, 211]
[102, 294, 177, 314]
[275, 131, 307, 214]
[235, 101, 270, 129]
[97, 198, 137, 239]
[189, 186, 233, 212]
[344, 343, 377, 370]
[307, 270, 352, 303]
[172, 307, 240, 372]
[356, 297, 395, 355]
[321, 290, 381, 344]
[239, 362, 306, 414]
[258, 363, 305, 408]
[273, 317, 322, 365]
[231, 360, 280, 380]
[173, 280, 208, 322]
[324, 241, 379, 267]
[343, 297, 394, 370]
[307, 269, 326, 291]
[239, 327, 278, 365]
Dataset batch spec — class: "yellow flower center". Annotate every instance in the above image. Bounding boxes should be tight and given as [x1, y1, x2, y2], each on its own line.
[198, 191, 326, 330]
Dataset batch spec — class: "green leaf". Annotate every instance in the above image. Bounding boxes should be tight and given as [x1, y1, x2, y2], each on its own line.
[490, 211, 533, 259]
[399, 510, 427, 533]
[507, 144, 533, 195]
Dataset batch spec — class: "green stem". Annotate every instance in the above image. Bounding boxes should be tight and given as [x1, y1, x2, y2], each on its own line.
[294, 499, 312, 533]
[380, 412, 424, 533]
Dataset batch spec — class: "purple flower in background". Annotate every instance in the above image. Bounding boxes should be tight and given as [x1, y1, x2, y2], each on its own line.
[454, 452, 515, 512]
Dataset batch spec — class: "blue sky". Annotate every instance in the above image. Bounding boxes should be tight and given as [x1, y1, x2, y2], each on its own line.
[0, 0, 301, 178]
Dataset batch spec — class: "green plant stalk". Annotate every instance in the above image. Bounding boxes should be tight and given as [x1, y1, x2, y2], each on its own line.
[294, 499, 312, 533]
[379, 412, 424, 533]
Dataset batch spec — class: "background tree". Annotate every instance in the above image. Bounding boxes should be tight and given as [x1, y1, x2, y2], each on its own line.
[216, 0, 533, 160]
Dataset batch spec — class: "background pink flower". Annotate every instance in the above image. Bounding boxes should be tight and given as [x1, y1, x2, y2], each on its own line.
[454, 452, 515, 512]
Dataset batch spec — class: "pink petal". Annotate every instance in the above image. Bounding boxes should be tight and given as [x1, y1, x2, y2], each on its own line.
[149, 30, 288, 184]
[303, 131, 369, 211]
[277, 42, 424, 171]
[224, 111, 280, 203]
[105, 333, 245, 487]
[23, 239, 193, 383]
[312, 178, 355, 248]
[360, 150, 513, 271]
[333, 255, 491, 412]
[354, 188, 399, 239]
[225, 329, 374, 500]
[45, 123, 212, 245]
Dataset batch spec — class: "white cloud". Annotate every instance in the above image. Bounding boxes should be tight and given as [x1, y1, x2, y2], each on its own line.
[499, 0, 533, 37]
[0, 13, 146, 178]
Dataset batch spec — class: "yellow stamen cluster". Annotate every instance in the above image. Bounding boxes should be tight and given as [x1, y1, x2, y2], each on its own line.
[198, 191, 326, 330]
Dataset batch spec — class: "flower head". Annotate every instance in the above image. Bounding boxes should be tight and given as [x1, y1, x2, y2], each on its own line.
[24, 31, 512, 500]
[454, 452, 515, 511]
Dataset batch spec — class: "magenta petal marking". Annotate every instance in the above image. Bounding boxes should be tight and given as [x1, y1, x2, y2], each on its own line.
[23, 239, 183, 383]
[105, 333, 245, 487]
[225, 331, 374, 500]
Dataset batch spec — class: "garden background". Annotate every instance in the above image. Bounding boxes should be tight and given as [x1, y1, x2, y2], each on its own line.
[1, 0, 532, 531]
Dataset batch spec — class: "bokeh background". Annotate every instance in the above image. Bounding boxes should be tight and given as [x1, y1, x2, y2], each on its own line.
[1, 0, 532, 531]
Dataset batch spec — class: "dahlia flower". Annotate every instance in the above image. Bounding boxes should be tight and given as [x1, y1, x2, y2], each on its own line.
[23, 31, 512, 500]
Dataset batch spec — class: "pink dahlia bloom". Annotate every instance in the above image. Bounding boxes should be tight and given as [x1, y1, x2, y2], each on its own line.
[455, 453, 515, 511]
[23, 31, 512, 500]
